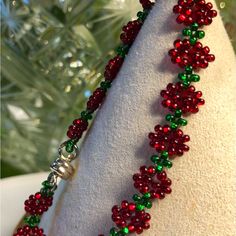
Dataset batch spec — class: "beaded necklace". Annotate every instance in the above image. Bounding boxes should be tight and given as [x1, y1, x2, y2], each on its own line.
[14, 0, 217, 235]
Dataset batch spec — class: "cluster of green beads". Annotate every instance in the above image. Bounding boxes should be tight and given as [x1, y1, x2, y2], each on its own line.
[40, 180, 55, 197]
[182, 22, 205, 45]
[165, 109, 187, 130]
[133, 192, 152, 211]
[137, 9, 150, 22]
[116, 45, 130, 58]
[151, 151, 172, 172]
[24, 215, 40, 227]
[178, 65, 200, 87]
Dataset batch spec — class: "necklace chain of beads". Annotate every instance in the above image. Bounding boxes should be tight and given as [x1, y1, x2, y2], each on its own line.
[14, 0, 217, 235]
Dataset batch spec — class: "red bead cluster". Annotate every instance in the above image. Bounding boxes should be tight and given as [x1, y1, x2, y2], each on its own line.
[169, 39, 215, 68]
[87, 88, 106, 112]
[173, 0, 217, 26]
[67, 118, 88, 139]
[13, 226, 45, 236]
[111, 201, 151, 234]
[149, 125, 190, 157]
[133, 167, 172, 199]
[104, 56, 124, 82]
[139, 0, 154, 9]
[120, 20, 142, 45]
[24, 192, 53, 215]
[161, 82, 205, 113]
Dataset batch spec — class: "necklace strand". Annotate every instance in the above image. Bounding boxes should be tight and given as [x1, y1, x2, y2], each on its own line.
[14, 0, 217, 235]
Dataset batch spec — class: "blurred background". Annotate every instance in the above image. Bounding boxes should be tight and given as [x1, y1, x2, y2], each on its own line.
[1, 0, 236, 178]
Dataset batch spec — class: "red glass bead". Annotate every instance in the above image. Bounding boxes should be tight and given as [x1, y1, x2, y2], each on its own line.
[111, 200, 151, 234]
[87, 88, 106, 112]
[133, 167, 172, 198]
[120, 20, 142, 45]
[161, 82, 205, 113]
[149, 124, 190, 157]
[104, 56, 124, 81]
[169, 39, 215, 69]
[24, 192, 53, 215]
[14, 225, 45, 236]
[140, 0, 153, 9]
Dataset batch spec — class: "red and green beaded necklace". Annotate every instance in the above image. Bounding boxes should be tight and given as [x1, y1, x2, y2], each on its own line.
[14, 0, 217, 235]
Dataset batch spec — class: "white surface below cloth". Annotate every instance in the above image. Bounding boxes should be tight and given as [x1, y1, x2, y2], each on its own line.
[45, 0, 235, 235]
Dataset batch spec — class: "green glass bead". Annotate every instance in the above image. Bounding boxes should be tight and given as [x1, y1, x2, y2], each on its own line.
[143, 192, 151, 199]
[155, 164, 163, 172]
[110, 227, 118, 236]
[65, 140, 74, 153]
[174, 109, 182, 118]
[177, 118, 187, 126]
[121, 227, 129, 235]
[182, 28, 192, 36]
[190, 36, 197, 45]
[165, 114, 174, 121]
[81, 110, 92, 120]
[182, 80, 190, 87]
[191, 23, 199, 31]
[136, 204, 145, 211]
[170, 122, 177, 129]
[100, 81, 111, 90]
[164, 160, 173, 169]
[190, 74, 200, 82]
[42, 180, 52, 189]
[116, 45, 129, 57]
[145, 201, 152, 209]
[185, 65, 193, 74]
[197, 30, 205, 39]
[151, 155, 160, 164]
[132, 194, 141, 202]
[161, 151, 169, 159]
[178, 73, 187, 81]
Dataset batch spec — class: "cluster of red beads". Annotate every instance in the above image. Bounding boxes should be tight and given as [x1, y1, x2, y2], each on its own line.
[169, 39, 215, 68]
[111, 201, 151, 234]
[24, 192, 53, 215]
[173, 0, 217, 26]
[67, 118, 88, 139]
[13, 226, 45, 236]
[120, 20, 142, 45]
[161, 82, 204, 113]
[104, 56, 124, 82]
[87, 88, 106, 112]
[133, 167, 172, 199]
[149, 124, 190, 157]
[139, 0, 154, 9]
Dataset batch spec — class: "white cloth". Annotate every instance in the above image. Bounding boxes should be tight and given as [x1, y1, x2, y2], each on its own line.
[45, 1, 236, 235]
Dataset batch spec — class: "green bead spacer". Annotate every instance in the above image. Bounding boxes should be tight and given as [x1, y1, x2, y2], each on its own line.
[81, 110, 92, 120]
[161, 151, 169, 159]
[182, 80, 190, 87]
[170, 122, 178, 129]
[165, 114, 174, 121]
[145, 201, 152, 209]
[132, 194, 141, 202]
[190, 36, 197, 45]
[197, 30, 205, 39]
[155, 164, 163, 172]
[42, 180, 52, 189]
[24, 215, 40, 227]
[151, 154, 160, 164]
[143, 192, 151, 199]
[191, 22, 199, 31]
[178, 73, 187, 81]
[65, 139, 74, 153]
[136, 204, 145, 211]
[174, 109, 182, 118]
[164, 160, 173, 169]
[110, 227, 118, 236]
[185, 65, 193, 74]
[100, 81, 111, 91]
[182, 28, 192, 36]
[190, 74, 200, 82]
[121, 227, 129, 235]
[177, 118, 188, 126]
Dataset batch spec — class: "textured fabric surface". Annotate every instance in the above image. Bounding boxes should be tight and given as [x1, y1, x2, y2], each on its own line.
[46, 0, 236, 235]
